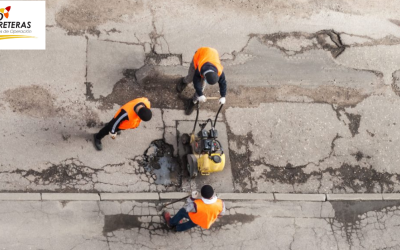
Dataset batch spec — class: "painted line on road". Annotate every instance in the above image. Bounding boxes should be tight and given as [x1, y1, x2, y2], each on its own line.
[0, 193, 394, 201]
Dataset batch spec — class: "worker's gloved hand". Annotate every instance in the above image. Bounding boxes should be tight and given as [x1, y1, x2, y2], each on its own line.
[219, 97, 226, 105]
[198, 95, 207, 103]
[109, 132, 117, 139]
[191, 191, 198, 199]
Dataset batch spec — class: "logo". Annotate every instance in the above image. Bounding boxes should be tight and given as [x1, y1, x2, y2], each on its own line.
[0, 5, 33, 41]
[0, 6, 10, 20]
[0, 1, 45, 49]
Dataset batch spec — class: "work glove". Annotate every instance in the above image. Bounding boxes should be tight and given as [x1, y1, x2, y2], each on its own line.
[109, 132, 117, 139]
[219, 97, 226, 105]
[198, 95, 207, 103]
[191, 191, 198, 199]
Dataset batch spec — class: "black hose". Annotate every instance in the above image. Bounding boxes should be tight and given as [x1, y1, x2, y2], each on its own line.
[215, 140, 224, 155]
[157, 195, 190, 211]
[213, 104, 224, 128]
[201, 119, 213, 130]
[192, 102, 200, 134]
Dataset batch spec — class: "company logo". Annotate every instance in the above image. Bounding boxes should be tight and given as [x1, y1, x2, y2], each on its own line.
[0, 4, 35, 42]
[0, 4, 34, 41]
[0, 6, 10, 20]
[0, 1, 45, 49]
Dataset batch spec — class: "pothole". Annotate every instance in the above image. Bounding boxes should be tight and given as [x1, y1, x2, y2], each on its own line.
[141, 139, 180, 187]
[3, 85, 57, 118]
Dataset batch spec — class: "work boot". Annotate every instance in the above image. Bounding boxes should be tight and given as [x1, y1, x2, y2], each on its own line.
[162, 211, 172, 228]
[176, 78, 188, 93]
[93, 134, 102, 151]
[185, 99, 196, 116]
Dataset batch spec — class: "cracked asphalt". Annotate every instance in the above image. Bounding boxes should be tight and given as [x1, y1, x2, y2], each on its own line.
[1, 0, 400, 248]
[1, 200, 400, 249]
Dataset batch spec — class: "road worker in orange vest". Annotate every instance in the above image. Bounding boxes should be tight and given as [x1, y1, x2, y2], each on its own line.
[93, 97, 152, 151]
[162, 185, 225, 232]
[176, 47, 227, 115]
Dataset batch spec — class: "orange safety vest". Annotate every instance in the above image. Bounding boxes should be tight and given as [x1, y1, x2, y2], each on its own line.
[188, 199, 223, 229]
[113, 97, 151, 130]
[193, 47, 223, 76]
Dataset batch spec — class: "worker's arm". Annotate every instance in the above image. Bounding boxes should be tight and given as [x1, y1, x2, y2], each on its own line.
[193, 70, 204, 97]
[183, 191, 198, 213]
[109, 110, 128, 134]
[218, 201, 226, 217]
[183, 197, 197, 213]
[218, 72, 227, 97]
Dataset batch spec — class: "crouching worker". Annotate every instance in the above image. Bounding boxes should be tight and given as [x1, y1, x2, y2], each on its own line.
[162, 185, 225, 232]
[93, 97, 152, 151]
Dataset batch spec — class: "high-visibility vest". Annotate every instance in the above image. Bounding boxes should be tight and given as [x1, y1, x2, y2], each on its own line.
[188, 199, 223, 229]
[113, 97, 151, 130]
[193, 47, 223, 76]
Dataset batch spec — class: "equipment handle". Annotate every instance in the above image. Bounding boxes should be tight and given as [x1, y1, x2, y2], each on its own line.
[159, 195, 190, 210]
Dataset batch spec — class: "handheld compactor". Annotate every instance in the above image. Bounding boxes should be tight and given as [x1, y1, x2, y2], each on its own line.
[181, 102, 225, 178]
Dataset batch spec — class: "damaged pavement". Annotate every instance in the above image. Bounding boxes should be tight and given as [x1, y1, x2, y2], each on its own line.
[2, 200, 400, 249]
[1, 0, 400, 248]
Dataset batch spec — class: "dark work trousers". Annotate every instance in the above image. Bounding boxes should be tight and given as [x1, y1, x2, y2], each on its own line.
[183, 60, 206, 103]
[96, 119, 122, 140]
[170, 208, 198, 232]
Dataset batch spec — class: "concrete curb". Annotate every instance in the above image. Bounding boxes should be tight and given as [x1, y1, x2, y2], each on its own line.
[382, 194, 400, 200]
[0, 193, 41, 201]
[101, 193, 159, 200]
[275, 193, 326, 201]
[327, 193, 383, 201]
[0, 193, 397, 201]
[42, 193, 100, 201]
[218, 193, 274, 200]
[159, 192, 189, 200]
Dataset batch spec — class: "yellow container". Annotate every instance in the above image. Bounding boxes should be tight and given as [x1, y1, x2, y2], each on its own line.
[197, 153, 225, 175]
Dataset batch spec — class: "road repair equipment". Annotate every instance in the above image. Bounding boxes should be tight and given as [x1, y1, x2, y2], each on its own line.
[181, 101, 225, 178]
[156, 195, 190, 211]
